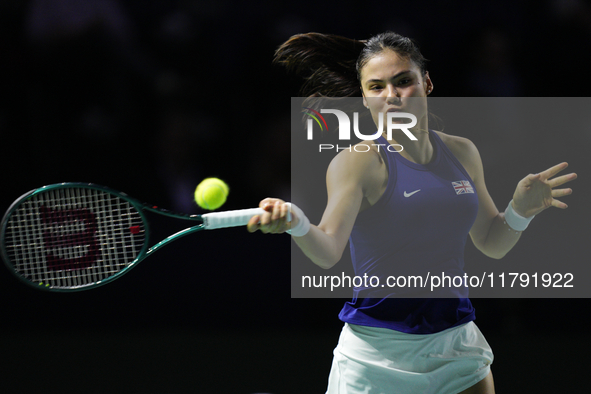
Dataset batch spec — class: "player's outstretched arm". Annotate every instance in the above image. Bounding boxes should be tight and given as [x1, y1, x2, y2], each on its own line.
[466, 144, 576, 258]
[247, 145, 384, 269]
[443, 134, 577, 259]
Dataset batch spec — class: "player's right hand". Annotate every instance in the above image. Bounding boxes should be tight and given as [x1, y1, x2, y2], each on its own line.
[247, 198, 293, 234]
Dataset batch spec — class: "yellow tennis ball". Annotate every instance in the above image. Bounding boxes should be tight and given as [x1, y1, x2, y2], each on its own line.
[194, 178, 229, 210]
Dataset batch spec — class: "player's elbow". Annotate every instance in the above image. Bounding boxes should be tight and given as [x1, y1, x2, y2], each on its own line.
[315, 256, 341, 269]
[472, 236, 508, 260]
[484, 250, 507, 260]
[478, 245, 508, 260]
[309, 248, 343, 269]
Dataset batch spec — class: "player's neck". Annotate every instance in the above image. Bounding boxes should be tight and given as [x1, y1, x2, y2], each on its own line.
[385, 121, 433, 165]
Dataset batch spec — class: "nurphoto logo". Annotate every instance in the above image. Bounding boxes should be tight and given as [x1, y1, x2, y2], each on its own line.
[302, 107, 418, 153]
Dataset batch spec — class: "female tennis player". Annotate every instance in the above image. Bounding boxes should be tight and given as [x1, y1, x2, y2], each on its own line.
[247, 32, 576, 394]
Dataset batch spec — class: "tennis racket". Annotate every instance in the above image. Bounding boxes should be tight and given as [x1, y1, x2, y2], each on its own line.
[1, 183, 265, 292]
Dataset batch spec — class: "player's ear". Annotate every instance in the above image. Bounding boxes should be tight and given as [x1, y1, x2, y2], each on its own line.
[362, 90, 368, 108]
[424, 72, 433, 95]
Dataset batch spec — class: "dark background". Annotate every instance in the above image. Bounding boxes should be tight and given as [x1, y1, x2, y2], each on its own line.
[1, 0, 590, 393]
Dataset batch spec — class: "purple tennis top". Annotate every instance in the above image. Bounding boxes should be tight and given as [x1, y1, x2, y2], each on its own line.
[338, 131, 479, 334]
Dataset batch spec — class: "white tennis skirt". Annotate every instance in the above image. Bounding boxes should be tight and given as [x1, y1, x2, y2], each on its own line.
[325, 322, 493, 394]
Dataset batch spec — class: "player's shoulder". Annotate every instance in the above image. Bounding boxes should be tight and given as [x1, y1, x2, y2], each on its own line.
[433, 130, 479, 161]
[329, 140, 383, 165]
[327, 140, 385, 182]
[433, 130, 482, 179]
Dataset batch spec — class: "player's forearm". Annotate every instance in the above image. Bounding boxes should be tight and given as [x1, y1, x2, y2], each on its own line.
[479, 213, 522, 259]
[292, 225, 344, 269]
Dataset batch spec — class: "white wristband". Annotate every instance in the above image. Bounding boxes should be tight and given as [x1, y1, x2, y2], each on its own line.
[285, 202, 310, 237]
[504, 200, 534, 231]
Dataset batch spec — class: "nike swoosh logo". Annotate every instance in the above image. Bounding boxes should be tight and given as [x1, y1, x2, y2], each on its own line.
[404, 190, 421, 197]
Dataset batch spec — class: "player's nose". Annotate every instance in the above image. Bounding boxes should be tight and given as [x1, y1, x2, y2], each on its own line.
[385, 84, 400, 99]
[385, 85, 401, 105]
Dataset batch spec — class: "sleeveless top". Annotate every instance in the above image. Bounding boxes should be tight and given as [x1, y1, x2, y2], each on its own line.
[338, 131, 479, 334]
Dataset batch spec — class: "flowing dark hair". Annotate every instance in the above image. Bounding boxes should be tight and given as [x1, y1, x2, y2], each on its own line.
[273, 31, 428, 98]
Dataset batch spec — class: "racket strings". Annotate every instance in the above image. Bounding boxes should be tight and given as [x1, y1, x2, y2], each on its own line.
[4, 188, 145, 289]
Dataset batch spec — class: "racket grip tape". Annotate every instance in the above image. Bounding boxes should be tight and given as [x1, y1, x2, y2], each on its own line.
[201, 208, 266, 229]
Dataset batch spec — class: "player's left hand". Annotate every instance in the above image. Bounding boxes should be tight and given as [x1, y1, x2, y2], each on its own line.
[512, 162, 577, 217]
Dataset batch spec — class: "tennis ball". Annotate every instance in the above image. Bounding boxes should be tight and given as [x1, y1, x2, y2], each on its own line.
[194, 178, 229, 210]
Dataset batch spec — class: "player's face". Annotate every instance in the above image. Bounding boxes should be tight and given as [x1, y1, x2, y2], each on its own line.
[360, 49, 432, 130]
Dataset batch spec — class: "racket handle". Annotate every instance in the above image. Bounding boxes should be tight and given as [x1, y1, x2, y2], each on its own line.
[201, 208, 266, 229]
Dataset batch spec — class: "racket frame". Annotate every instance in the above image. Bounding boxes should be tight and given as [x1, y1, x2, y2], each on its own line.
[1, 183, 209, 292]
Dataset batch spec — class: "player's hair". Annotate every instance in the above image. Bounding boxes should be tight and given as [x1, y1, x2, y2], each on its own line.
[273, 31, 428, 98]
